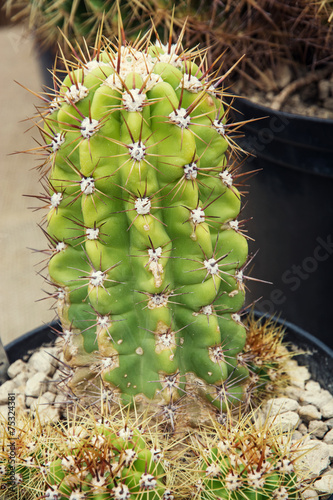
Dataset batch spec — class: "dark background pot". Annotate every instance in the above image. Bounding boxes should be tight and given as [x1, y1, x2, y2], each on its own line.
[231, 97, 333, 348]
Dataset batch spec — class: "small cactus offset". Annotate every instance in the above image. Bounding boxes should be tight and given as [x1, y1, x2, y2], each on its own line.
[0, 404, 180, 499]
[190, 410, 310, 500]
[28, 21, 253, 421]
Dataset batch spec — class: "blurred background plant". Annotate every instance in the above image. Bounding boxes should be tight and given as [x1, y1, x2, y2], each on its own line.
[3, 0, 333, 103]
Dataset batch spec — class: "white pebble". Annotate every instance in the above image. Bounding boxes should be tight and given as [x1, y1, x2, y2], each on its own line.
[321, 400, 333, 419]
[324, 429, 333, 445]
[0, 380, 16, 404]
[263, 397, 300, 417]
[326, 418, 333, 429]
[28, 351, 57, 377]
[313, 473, 333, 494]
[296, 441, 330, 477]
[268, 411, 300, 433]
[299, 405, 322, 422]
[285, 361, 311, 389]
[305, 381, 322, 393]
[301, 488, 319, 499]
[12, 372, 29, 387]
[25, 372, 48, 398]
[7, 359, 27, 379]
[42, 391, 56, 403]
[308, 420, 328, 439]
[35, 405, 61, 425]
[298, 422, 309, 435]
[282, 385, 304, 401]
[299, 389, 332, 409]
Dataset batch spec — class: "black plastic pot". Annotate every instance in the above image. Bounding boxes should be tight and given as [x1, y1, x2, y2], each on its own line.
[231, 97, 333, 348]
[5, 322, 58, 365]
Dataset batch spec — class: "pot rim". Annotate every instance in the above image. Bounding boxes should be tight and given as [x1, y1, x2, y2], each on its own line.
[235, 95, 333, 125]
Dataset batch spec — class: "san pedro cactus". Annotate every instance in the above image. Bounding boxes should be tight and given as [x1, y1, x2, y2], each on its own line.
[30, 24, 252, 420]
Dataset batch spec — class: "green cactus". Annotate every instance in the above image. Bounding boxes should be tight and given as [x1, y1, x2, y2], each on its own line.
[28, 22, 252, 421]
[0, 404, 179, 499]
[191, 410, 309, 500]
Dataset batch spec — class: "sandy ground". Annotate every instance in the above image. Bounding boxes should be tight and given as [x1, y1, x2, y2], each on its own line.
[1, 24, 55, 345]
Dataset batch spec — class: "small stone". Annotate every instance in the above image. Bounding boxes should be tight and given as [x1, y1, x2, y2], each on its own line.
[299, 405, 322, 422]
[28, 351, 57, 377]
[7, 359, 27, 379]
[296, 441, 330, 477]
[35, 404, 61, 425]
[268, 411, 300, 433]
[42, 391, 56, 404]
[308, 420, 328, 439]
[313, 473, 333, 494]
[299, 389, 332, 409]
[275, 63, 293, 89]
[324, 428, 333, 445]
[321, 400, 333, 419]
[282, 385, 304, 400]
[0, 380, 16, 404]
[284, 360, 311, 389]
[53, 393, 68, 416]
[301, 489, 319, 500]
[25, 372, 48, 398]
[12, 372, 29, 387]
[328, 444, 333, 458]
[25, 396, 36, 408]
[292, 430, 304, 442]
[13, 393, 26, 413]
[263, 397, 300, 417]
[298, 423, 309, 435]
[305, 381, 321, 393]
[29, 396, 50, 411]
[326, 418, 333, 429]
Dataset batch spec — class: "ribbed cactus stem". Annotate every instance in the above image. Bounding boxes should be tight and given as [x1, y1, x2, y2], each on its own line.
[36, 27, 251, 418]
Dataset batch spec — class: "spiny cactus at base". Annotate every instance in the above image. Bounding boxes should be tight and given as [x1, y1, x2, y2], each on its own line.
[26, 21, 254, 420]
[0, 399, 316, 500]
[0, 404, 180, 499]
[190, 410, 311, 500]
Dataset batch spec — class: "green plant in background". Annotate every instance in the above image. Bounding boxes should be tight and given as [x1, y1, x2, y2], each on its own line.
[3, 0, 118, 56]
[18, 13, 267, 426]
[6, 0, 331, 99]
[2, 0, 190, 58]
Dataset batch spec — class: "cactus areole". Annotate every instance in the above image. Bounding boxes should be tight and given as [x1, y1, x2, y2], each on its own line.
[40, 29, 250, 417]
